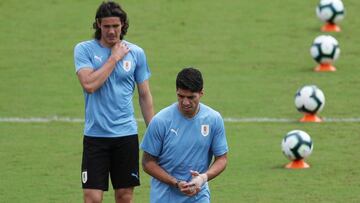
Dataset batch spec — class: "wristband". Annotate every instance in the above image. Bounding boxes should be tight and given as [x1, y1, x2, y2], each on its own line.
[175, 180, 181, 188]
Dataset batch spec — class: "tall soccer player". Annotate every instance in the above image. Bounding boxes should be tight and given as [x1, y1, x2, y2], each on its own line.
[141, 67, 228, 203]
[74, 1, 154, 202]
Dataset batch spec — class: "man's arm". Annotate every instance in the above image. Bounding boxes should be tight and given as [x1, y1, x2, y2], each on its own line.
[76, 42, 129, 93]
[137, 80, 154, 126]
[142, 151, 178, 187]
[187, 153, 227, 193]
[205, 153, 228, 181]
[142, 151, 196, 195]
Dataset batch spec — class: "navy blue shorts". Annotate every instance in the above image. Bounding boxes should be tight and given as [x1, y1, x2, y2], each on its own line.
[81, 135, 140, 191]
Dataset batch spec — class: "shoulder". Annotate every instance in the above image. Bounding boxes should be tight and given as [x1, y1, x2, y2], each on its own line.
[123, 40, 145, 54]
[74, 39, 98, 51]
[156, 103, 178, 118]
[200, 103, 222, 118]
[151, 103, 178, 123]
[146, 104, 177, 134]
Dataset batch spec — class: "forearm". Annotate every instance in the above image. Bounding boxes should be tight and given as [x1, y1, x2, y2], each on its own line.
[138, 81, 154, 126]
[79, 56, 117, 93]
[142, 152, 178, 187]
[205, 154, 227, 181]
[139, 95, 154, 126]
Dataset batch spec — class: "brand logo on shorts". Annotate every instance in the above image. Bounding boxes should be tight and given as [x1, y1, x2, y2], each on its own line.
[131, 172, 139, 180]
[82, 171, 88, 184]
[201, 125, 209, 137]
[123, 60, 132, 72]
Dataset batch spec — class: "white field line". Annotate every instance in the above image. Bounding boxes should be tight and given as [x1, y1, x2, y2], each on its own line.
[1, 116, 360, 123]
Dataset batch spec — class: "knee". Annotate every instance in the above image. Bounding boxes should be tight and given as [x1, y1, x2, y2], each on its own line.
[84, 189, 103, 203]
[115, 188, 133, 203]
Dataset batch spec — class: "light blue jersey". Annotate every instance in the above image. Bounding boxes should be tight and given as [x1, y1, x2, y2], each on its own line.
[140, 103, 228, 203]
[74, 39, 150, 137]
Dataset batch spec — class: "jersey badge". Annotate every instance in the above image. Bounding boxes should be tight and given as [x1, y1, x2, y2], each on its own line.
[123, 60, 132, 72]
[201, 125, 210, 137]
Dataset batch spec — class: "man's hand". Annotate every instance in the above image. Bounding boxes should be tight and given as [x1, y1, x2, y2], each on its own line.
[178, 180, 198, 196]
[110, 41, 130, 61]
[179, 170, 208, 196]
[188, 170, 208, 189]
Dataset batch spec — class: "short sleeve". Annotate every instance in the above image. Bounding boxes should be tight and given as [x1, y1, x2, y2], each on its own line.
[140, 117, 164, 157]
[211, 114, 229, 156]
[74, 43, 93, 73]
[134, 47, 151, 84]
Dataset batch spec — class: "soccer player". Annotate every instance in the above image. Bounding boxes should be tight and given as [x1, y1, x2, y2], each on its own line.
[73, 1, 154, 203]
[141, 67, 228, 203]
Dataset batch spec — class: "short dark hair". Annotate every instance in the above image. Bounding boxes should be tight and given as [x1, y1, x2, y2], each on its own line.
[176, 67, 203, 92]
[93, 1, 129, 40]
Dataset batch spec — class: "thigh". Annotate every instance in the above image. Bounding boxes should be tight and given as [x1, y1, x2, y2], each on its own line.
[110, 135, 140, 189]
[81, 136, 111, 191]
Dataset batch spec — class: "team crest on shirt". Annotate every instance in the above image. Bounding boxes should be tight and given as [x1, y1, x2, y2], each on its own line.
[123, 60, 132, 72]
[201, 125, 210, 137]
[82, 171, 88, 183]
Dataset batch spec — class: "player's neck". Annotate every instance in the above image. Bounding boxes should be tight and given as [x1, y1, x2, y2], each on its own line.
[99, 38, 120, 48]
[180, 104, 200, 119]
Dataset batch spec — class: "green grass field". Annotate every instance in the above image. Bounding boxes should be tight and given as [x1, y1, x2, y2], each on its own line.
[1, 0, 360, 202]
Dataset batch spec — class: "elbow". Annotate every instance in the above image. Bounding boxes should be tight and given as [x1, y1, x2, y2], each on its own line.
[141, 156, 147, 171]
[218, 154, 228, 171]
[142, 159, 150, 173]
[82, 84, 97, 94]
[223, 159, 228, 170]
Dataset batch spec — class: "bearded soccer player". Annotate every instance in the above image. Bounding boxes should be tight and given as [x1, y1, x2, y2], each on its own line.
[141, 67, 228, 203]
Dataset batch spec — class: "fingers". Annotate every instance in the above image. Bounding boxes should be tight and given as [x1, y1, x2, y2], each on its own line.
[119, 42, 129, 49]
[180, 184, 199, 196]
[179, 181, 197, 196]
[111, 41, 130, 61]
[190, 170, 200, 177]
[177, 174, 205, 197]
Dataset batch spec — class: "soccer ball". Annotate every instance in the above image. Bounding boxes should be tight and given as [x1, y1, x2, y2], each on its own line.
[281, 130, 313, 161]
[310, 35, 340, 64]
[316, 0, 345, 24]
[295, 85, 325, 114]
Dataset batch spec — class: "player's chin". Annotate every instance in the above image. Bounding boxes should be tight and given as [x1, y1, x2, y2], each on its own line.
[106, 38, 118, 45]
[182, 106, 193, 112]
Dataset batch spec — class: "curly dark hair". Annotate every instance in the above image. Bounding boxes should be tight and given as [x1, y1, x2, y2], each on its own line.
[93, 1, 129, 40]
[176, 67, 204, 92]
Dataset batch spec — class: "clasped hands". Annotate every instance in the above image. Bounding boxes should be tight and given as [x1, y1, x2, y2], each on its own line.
[177, 170, 208, 196]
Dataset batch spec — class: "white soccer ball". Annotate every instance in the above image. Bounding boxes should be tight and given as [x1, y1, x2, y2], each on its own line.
[316, 0, 345, 24]
[310, 35, 340, 64]
[282, 130, 313, 161]
[295, 85, 325, 114]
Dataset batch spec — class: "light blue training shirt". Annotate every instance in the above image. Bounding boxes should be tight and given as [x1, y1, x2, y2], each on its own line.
[140, 102, 228, 203]
[74, 39, 150, 137]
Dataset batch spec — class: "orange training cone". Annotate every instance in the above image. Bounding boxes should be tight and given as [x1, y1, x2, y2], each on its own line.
[285, 159, 310, 169]
[299, 113, 322, 122]
[314, 63, 336, 72]
[321, 22, 341, 32]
